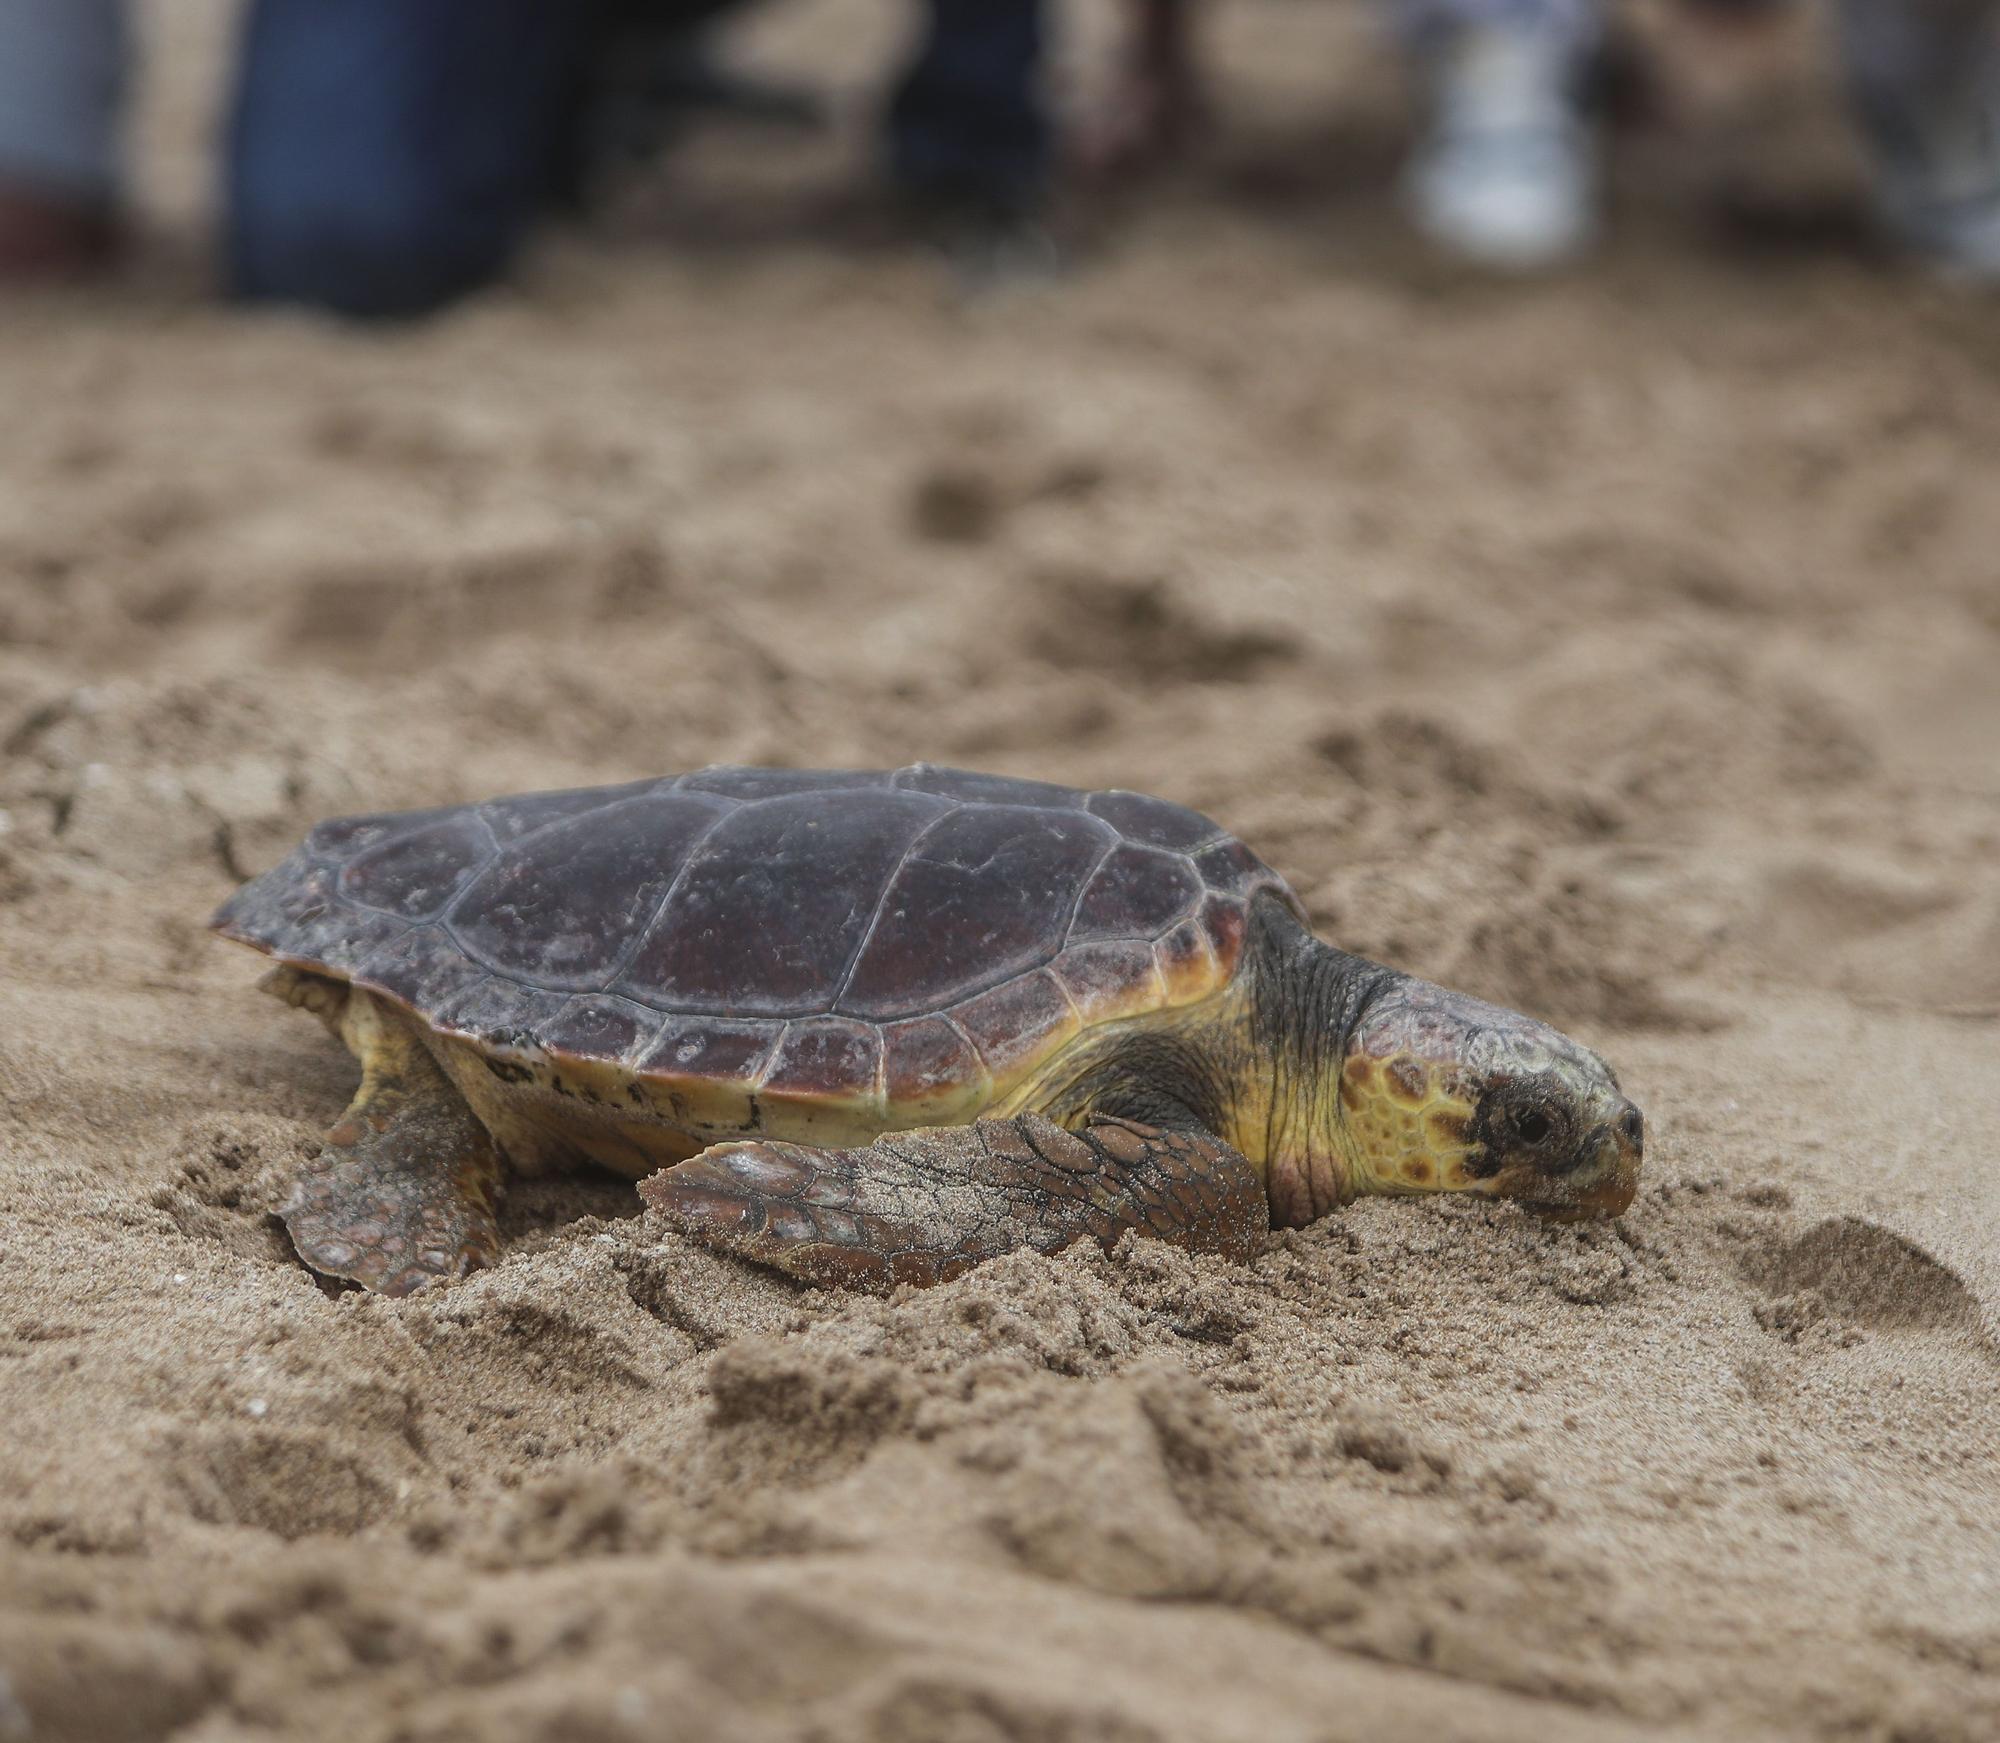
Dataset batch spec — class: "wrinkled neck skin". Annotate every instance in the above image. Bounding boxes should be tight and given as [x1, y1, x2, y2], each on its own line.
[1245, 898, 1400, 1225]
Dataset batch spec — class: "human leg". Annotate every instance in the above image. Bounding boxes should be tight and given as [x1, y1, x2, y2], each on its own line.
[1836, 0, 2000, 277]
[0, 0, 126, 278]
[886, 0, 1049, 213]
[225, 0, 586, 318]
[1395, 0, 1603, 266]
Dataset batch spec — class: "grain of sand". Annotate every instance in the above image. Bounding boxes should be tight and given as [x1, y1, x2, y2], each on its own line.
[2, 4, 1998, 1740]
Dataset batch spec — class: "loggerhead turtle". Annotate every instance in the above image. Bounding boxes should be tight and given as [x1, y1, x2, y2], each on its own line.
[212, 765, 1644, 1296]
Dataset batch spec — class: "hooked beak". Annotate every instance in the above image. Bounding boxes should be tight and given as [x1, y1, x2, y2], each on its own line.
[1526, 1099, 1643, 1223]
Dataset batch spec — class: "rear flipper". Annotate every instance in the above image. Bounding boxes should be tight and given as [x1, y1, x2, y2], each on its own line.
[280, 993, 503, 1297]
[639, 1113, 1268, 1291]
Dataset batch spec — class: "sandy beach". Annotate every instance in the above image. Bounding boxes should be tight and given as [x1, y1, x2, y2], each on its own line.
[2, 3, 1998, 1739]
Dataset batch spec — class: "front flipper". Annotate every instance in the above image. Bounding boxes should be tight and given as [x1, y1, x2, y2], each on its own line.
[638, 1113, 1268, 1291]
[281, 994, 503, 1297]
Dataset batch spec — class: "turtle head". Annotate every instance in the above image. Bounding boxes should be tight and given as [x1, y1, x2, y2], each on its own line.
[1334, 976, 1642, 1220]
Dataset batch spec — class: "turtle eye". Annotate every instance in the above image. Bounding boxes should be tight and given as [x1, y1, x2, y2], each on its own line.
[1472, 1081, 1575, 1170]
[1509, 1105, 1554, 1146]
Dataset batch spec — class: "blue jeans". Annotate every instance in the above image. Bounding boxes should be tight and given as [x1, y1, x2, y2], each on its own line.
[0, 0, 126, 199]
[227, 0, 588, 318]
[228, 0, 1050, 320]
[886, 0, 1046, 210]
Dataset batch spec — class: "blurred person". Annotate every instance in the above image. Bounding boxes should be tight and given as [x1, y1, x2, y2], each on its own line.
[1080, 0, 1202, 176]
[888, 1, 1049, 226]
[1095, 0, 2000, 277]
[226, 0, 619, 317]
[1396, 0, 1604, 265]
[228, 0, 1056, 312]
[0, 0, 769, 302]
[0, 0, 1053, 313]
[556, 0, 825, 199]
[0, 0, 125, 280]
[1405, 0, 2000, 272]
[1080, 0, 1622, 260]
[1838, 0, 2000, 276]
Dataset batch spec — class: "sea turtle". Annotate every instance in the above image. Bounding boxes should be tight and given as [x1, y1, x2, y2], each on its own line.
[211, 764, 1644, 1296]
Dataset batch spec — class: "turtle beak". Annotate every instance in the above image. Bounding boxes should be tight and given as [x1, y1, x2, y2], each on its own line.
[1527, 1099, 1643, 1223]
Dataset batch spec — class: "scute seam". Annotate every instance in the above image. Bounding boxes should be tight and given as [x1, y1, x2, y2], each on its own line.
[1059, 831, 1124, 945]
[828, 799, 963, 1011]
[590, 793, 743, 988]
[427, 972, 496, 1031]
[942, 1012, 994, 1102]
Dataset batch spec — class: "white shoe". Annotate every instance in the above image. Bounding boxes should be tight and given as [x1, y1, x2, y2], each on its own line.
[1406, 23, 1596, 270]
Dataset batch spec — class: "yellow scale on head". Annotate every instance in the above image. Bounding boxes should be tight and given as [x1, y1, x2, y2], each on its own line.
[1337, 1049, 1481, 1195]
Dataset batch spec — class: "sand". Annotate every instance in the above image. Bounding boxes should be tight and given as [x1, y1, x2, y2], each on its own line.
[3, 3, 1999, 1740]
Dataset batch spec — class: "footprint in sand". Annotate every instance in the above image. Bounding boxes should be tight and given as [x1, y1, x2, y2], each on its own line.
[1743, 1215, 1984, 1343]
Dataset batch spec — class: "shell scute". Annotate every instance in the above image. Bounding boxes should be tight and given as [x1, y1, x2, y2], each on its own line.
[304, 909, 412, 979]
[1191, 837, 1266, 888]
[1052, 938, 1168, 1021]
[763, 1019, 885, 1108]
[1087, 789, 1225, 853]
[837, 804, 1114, 1021]
[1070, 841, 1205, 942]
[614, 789, 947, 1015]
[213, 849, 327, 946]
[881, 1016, 988, 1123]
[633, 1016, 784, 1084]
[359, 924, 491, 1013]
[339, 812, 491, 921]
[436, 975, 570, 1050]
[1199, 893, 1250, 965]
[538, 994, 661, 1065]
[1154, 918, 1221, 1007]
[449, 790, 730, 990]
[951, 968, 1081, 1081]
[307, 805, 458, 861]
[220, 848, 409, 978]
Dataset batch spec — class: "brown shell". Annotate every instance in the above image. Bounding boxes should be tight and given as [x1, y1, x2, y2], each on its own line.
[212, 765, 1299, 1118]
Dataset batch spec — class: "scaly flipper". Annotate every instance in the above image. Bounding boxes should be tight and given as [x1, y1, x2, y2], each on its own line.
[639, 1113, 1268, 1291]
[280, 992, 503, 1297]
